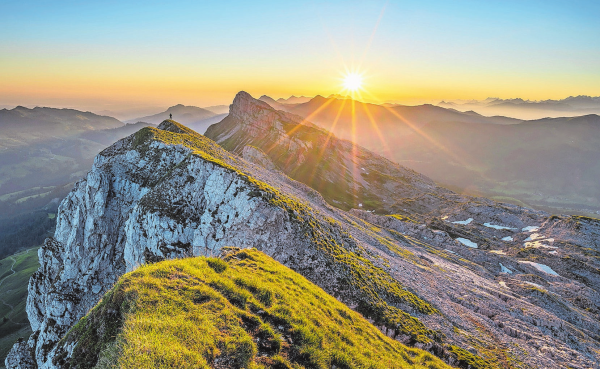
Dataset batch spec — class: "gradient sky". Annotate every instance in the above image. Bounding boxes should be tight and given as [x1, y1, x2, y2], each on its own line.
[1, 0, 599, 112]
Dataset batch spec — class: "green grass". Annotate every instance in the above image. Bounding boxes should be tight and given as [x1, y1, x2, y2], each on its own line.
[57, 248, 453, 369]
[0, 247, 39, 365]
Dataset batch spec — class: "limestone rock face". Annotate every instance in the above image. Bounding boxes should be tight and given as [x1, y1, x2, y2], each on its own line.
[7, 97, 600, 368]
[5, 339, 36, 369]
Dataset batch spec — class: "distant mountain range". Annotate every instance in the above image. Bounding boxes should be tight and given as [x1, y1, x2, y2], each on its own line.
[202, 104, 230, 114]
[258, 95, 314, 110]
[126, 104, 217, 125]
[0, 106, 122, 149]
[0, 107, 154, 258]
[259, 95, 600, 216]
[126, 104, 230, 134]
[258, 95, 287, 110]
[438, 95, 600, 119]
[277, 95, 312, 104]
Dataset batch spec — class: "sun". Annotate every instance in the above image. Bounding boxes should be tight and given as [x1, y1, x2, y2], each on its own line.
[342, 72, 363, 92]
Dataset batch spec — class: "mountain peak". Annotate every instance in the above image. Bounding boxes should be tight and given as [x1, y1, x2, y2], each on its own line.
[233, 90, 256, 103]
[258, 94, 275, 101]
[230, 91, 273, 118]
[126, 104, 216, 125]
[156, 119, 198, 135]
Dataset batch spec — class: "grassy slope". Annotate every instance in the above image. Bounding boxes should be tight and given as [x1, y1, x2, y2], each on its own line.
[58, 248, 453, 369]
[0, 247, 39, 364]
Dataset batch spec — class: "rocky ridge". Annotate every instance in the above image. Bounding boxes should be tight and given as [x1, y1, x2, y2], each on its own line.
[6, 93, 600, 368]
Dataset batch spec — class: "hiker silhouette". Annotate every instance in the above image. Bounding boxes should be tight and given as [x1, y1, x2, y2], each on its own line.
[169, 113, 172, 119]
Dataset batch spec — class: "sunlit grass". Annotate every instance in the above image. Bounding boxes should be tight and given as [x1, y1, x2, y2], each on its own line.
[63, 248, 452, 369]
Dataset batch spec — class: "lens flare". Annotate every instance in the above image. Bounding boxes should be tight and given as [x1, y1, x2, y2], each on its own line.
[342, 73, 363, 92]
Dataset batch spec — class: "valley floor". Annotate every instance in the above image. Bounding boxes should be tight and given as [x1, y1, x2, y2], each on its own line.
[0, 247, 39, 366]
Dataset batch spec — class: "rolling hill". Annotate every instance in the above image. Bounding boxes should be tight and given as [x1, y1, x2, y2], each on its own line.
[127, 104, 217, 125]
[0, 106, 123, 150]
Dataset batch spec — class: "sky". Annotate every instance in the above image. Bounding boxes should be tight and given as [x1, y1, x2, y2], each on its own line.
[1, 0, 599, 113]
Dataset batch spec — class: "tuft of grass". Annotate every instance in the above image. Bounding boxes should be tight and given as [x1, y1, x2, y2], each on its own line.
[57, 249, 453, 369]
[206, 257, 228, 273]
[448, 345, 495, 369]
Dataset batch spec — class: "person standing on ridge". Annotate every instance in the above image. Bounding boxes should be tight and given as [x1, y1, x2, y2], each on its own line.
[170, 113, 172, 119]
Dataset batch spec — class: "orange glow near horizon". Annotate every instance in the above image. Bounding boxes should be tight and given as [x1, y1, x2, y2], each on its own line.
[1, 1, 599, 113]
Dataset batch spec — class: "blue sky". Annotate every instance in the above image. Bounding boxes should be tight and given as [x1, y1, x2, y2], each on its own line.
[1, 0, 599, 108]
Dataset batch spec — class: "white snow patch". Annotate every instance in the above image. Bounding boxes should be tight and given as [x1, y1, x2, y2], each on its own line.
[523, 234, 556, 249]
[358, 203, 363, 207]
[522, 226, 540, 232]
[484, 223, 516, 230]
[524, 233, 543, 241]
[490, 250, 506, 255]
[499, 263, 513, 274]
[519, 261, 559, 276]
[444, 249, 456, 254]
[456, 238, 478, 248]
[524, 241, 558, 249]
[499, 281, 509, 289]
[452, 218, 473, 225]
[549, 250, 558, 255]
[501, 236, 514, 241]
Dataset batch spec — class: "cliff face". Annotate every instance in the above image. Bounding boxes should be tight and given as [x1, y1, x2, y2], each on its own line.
[7, 94, 600, 368]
